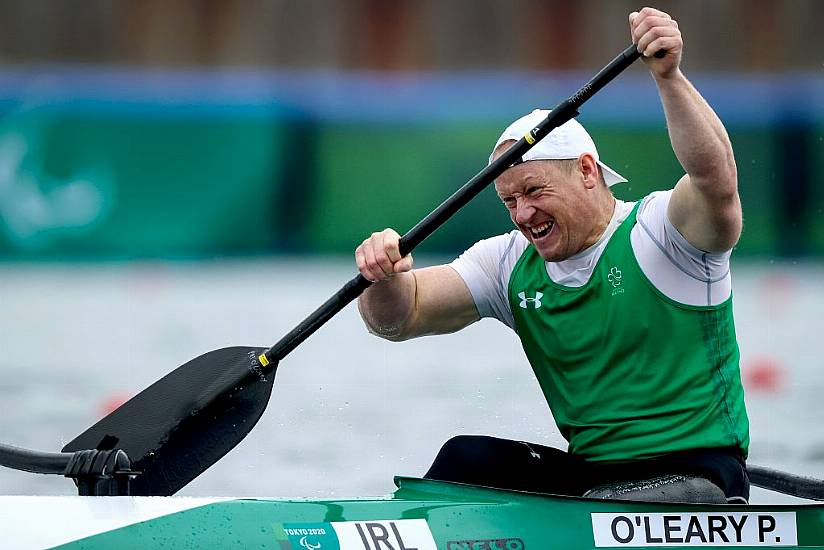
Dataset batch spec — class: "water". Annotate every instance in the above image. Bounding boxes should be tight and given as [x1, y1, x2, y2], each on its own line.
[0, 258, 821, 504]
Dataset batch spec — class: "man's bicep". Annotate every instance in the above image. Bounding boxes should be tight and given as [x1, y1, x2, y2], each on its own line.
[407, 265, 480, 337]
[668, 174, 743, 253]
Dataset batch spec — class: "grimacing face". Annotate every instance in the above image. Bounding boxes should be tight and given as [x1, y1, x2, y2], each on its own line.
[492, 146, 614, 262]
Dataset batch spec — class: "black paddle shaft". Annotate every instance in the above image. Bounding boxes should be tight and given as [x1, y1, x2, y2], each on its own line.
[262, 44, 648, 365]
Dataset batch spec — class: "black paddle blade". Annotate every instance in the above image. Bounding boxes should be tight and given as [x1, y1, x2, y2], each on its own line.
[63, 346, 275, 496]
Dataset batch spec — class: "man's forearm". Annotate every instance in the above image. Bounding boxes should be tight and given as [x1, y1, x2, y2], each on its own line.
[656, 70, 737, 196]
[357, 272, 417, 340]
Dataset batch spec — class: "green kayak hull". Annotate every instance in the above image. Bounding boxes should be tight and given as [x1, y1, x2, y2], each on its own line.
[7, 477, 824, 549]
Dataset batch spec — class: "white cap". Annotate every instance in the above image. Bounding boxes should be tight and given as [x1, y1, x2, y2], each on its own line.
[490, 109, 627, 187]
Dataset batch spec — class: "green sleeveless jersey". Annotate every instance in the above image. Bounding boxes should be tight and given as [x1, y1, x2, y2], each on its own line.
[508, 199, 749, 462]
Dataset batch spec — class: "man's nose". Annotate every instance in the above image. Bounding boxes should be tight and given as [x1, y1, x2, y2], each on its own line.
[514, 199, 534, 225]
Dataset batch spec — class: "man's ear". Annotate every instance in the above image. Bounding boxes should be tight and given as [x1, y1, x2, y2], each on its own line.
[579, 153, 599, 189]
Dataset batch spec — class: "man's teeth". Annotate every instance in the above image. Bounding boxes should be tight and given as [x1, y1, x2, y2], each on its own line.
[530, 221, 554, 237]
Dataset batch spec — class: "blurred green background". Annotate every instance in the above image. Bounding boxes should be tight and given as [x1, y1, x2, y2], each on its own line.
[0, 0, 820, 260]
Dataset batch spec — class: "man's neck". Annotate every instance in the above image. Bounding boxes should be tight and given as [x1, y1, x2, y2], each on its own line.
[582, 195, 617, 251]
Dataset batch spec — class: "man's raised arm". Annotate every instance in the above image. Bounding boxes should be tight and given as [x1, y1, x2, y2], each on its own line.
[631, 7, 742, 253]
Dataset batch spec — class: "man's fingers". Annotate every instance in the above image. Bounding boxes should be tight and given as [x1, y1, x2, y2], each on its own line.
[356, 245, 379, 282]
[360, 244, 379, 282]
[372, 232, 396, 277]
[355, 246, 366, 272]
[394, 254, 414, 274]
[643, 35, 681, 59]
[382, 229, 403, 264]
[633, 14, 677, 38]
[638, 6, 670, 19]
[362, 240, 388, 282]
[637, 25, 681, 55]
[356, 228, 409, 282]
[633, 15, 677, 44]
[628, 7, 682, 75]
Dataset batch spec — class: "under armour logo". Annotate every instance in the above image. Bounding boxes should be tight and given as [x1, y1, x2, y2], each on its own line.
[518, 291, 543, 309]
[608, 266, 622, 288]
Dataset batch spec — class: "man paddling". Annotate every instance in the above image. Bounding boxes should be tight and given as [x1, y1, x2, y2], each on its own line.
[355, 7, 749, 503]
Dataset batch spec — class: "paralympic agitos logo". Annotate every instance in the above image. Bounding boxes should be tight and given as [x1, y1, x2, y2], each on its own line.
[446, 539, 525, 550]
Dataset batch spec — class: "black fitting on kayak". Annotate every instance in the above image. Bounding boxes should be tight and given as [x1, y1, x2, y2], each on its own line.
[0, 442, 139, 496]
[65, 448, 139, 496]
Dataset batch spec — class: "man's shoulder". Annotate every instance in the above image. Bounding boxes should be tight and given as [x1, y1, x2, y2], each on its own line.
[636, 189, 674, 222]
[474, 229, 529, 249]
[449, 230, 526, 329]
[464, 230, 529, 265]
[631, 188, 733, 306]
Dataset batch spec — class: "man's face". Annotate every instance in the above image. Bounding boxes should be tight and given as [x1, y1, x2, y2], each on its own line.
[493, 151, 606, 262]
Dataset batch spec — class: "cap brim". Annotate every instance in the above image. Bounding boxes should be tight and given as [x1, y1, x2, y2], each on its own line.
[598, 161, 627, 187]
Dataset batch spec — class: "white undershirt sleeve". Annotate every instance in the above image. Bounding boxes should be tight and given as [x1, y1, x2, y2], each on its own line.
[449, 231, 528, 330]
[632, 190, 733, 306]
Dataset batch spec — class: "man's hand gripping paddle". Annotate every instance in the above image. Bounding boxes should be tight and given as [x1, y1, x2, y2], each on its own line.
[63, 44, 653, 496]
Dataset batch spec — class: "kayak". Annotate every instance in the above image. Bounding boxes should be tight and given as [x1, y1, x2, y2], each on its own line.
[4, 476, 824, 549]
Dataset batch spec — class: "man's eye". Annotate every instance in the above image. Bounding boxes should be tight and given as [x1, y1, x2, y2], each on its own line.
[502, 197, 516, 207]
[526, 187, 540, 196]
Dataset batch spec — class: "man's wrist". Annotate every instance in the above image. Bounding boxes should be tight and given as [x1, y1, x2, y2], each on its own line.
[652, 67, 686, 85]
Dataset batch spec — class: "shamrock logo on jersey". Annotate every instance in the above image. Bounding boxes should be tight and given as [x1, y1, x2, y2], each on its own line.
[608, 266, 622, 288]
